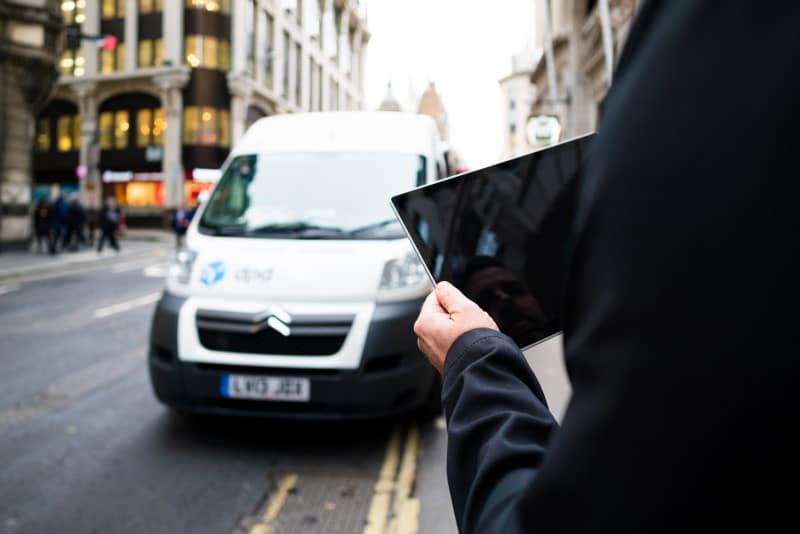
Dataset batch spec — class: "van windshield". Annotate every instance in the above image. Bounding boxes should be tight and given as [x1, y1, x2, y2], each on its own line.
[199, 152, 426, 239]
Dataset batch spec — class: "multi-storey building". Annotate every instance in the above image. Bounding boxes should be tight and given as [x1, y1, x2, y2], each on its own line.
[528, 0, 640, 140]
[499, 45, 540, 158]
[34, 0, 369, 224]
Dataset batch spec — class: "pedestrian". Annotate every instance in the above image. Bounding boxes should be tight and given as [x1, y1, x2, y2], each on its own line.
[32, 198, 51, 253]
[48, 192, 67, 255]
[86, 205, 97, 246]
[413, 3, 799, 532]
[96, 197, 121, 253]
[172, 204, 192, 249]
[61, 193, 87, 251]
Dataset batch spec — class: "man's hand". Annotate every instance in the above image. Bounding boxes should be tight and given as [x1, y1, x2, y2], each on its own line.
[414, 281, 498, 374]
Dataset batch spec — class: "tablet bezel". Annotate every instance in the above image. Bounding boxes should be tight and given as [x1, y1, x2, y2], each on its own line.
[389, 132, 595, 351]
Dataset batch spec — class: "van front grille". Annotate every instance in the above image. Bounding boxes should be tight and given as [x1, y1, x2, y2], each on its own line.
[196, 309, 354, 356]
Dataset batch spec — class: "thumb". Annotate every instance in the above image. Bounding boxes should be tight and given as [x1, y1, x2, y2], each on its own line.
[435, 281, 469, 313]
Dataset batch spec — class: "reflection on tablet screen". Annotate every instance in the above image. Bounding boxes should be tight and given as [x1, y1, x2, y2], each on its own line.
[391, 133, 595, 350]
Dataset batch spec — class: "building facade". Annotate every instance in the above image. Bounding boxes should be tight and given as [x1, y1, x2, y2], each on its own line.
[35, 0, 369, 225]
[521, 0, 640, 146]
[499, 45, 540, 158]
[1, 0, 64, 250]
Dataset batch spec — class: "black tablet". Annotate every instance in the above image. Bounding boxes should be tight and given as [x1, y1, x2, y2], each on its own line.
[390, 132, 596, 350]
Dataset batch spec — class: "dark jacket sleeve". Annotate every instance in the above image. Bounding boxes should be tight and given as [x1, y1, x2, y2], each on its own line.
[442, 328, 558, 533]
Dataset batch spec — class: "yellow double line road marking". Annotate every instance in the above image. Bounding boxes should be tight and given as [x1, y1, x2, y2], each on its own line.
[364, 424, 421, 534]
[250, 473, 299, 534]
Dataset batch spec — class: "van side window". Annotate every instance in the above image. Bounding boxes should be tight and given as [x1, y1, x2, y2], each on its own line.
[417, 156, 427, 186]
[436, 160, 446, 181]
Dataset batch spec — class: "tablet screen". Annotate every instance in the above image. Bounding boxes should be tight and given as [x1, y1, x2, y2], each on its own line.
[391, 133, 595, 350]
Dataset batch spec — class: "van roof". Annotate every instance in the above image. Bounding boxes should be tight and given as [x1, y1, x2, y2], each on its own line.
[231, 111, 441, 156]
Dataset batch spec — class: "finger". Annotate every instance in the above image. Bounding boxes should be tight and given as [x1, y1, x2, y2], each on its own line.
[420, 289, 448, 316]
[435, 281, 470, 314]
[415, 291, 441, 337]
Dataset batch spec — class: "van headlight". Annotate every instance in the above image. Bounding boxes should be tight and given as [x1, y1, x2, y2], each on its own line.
[377, 251, 432, 302]
[167, 249, 197, 285]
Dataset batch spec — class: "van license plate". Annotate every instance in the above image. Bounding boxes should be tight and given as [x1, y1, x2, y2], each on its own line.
[221, 375, 310, 402]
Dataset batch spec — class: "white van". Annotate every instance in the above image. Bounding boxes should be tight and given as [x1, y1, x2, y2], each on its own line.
[148, 112, 446, 418]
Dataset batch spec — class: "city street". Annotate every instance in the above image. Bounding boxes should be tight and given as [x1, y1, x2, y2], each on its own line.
[0, 240, 570, 534]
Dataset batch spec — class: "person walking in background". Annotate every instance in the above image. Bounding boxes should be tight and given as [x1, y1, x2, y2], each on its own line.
[48, 192, 67, 255]
[62, 194, 87, 251]
[86, 205, 97, 247]
[32, 198, 51, 253]
[96, 197, 121, 253]
[172, 204, 192, 249]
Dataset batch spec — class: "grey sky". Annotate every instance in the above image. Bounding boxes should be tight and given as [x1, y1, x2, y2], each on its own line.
[363, 0, 537, 169]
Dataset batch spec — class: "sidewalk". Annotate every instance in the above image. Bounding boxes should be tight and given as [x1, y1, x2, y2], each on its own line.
[0, 229, 174, 283]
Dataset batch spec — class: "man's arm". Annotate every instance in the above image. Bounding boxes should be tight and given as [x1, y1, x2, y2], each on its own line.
[414, 283, 559, 532]
[442, 328, 558, 533]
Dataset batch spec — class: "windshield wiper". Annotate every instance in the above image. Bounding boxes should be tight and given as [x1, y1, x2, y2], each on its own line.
[347, 218, 401, 236]
[199, 223, 247, 236]
[247, 222, 346, 238]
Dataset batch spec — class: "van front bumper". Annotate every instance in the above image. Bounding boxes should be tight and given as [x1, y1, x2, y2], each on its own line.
[148, 293, 437, 419]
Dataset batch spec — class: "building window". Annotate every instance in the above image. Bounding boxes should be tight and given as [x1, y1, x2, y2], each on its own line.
[139, 38, 164, 67]
[246, 1, 256, 77]
[264, 13, 274, 88]
[60, 48, 85, 77]
[282, 31, 290, 98]
[56, 115, 79, 152]
[317, 63, 323, 111]
[219, 40, 229, 70]
[99, 112, 113, 149]
[185, 0, 231, 14]
[139, 0, 164, 14]
[102, 0, 126, 20]
[36, 118, 51, 152]
[101, 41, 125, 73]
[185, 35, 230, 69]
[310, 58, 317, 111]
[219, 110, 230, 147]
[153, 109, 165, 145]
[294, 42, 302, 106]
[73, 116, 81, 149]
[136, 109, 150, 146]
[330, 79, 338, 111]
[154, 38, 164, 66]
[183, 106, 230, 147]
[139, 40, 152, 67]
[62, 0, 87, 25]
[114, 111, 130, 149]
[202, 36, 218, 69]
[136, 108, 165, 146]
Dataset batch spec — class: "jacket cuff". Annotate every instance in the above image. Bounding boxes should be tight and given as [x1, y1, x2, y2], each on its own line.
[443, 328, 517, 382]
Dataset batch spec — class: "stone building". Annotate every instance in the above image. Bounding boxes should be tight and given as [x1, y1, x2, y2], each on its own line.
[526, 0, 641, 144]
[416, 81, 447, 142]
[0, 0, 64, 250]
[499, 44, 540, 158]
[35, 0, 369, 226]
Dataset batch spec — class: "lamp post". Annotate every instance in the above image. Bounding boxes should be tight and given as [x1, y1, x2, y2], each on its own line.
[0, 0, 64, 252]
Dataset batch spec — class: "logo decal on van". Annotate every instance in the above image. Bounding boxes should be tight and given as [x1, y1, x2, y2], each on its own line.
[200, 261, 226, 286]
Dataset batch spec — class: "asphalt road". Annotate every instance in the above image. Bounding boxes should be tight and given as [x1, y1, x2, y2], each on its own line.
[0, 244, 571, 534]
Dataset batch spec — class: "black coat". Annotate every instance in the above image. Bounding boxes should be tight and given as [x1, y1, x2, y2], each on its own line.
[442, 2, 800, 532]
[65, 203, 85, 229]
[99, 207, 120, 232]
